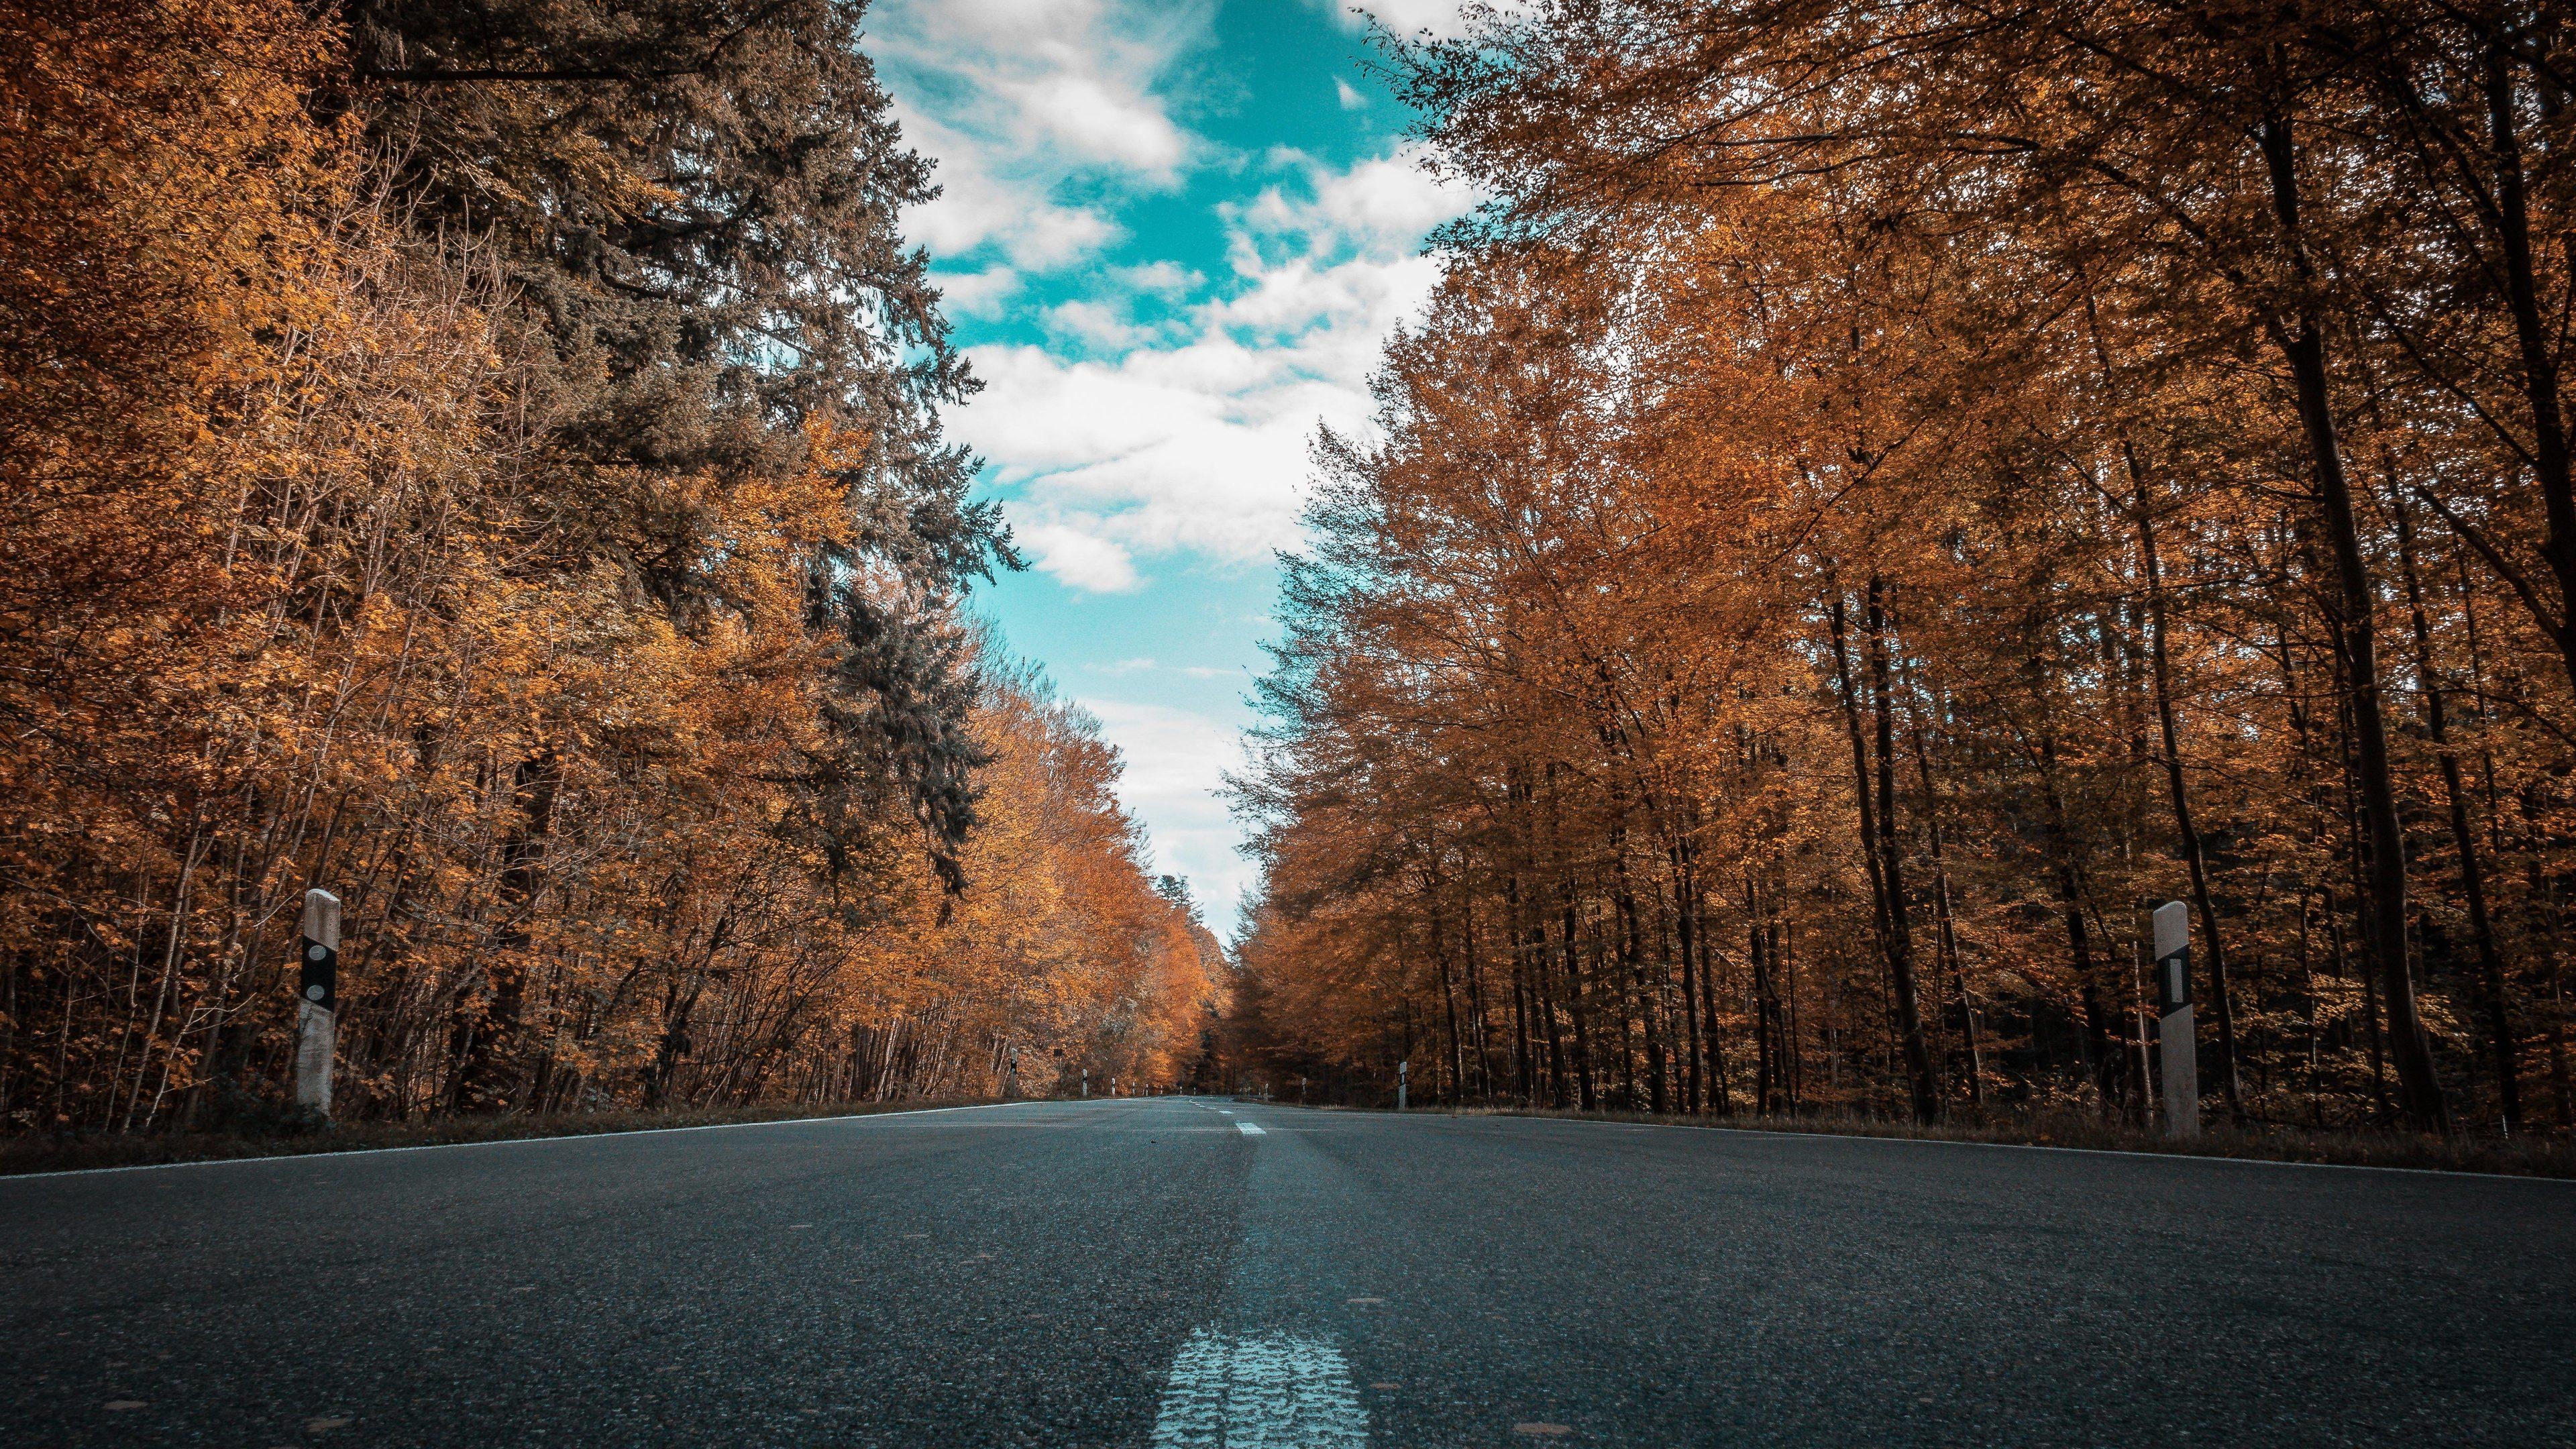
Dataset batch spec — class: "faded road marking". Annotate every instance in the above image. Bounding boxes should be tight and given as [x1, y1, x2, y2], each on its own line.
[1238, 1122, 1267, 1136]
[1150, 1328, 1368, 1448]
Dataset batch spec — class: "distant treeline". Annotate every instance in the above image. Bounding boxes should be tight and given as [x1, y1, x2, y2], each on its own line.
[0, 0, 1222, 1133]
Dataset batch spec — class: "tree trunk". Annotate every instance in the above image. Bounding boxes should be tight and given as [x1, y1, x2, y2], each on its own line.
[2481, 42, 2576, 699]
[449, 749, 559, 1112]
[2128, 448, 2243, 1116]
[1866, 582, 1941, 1121]
[2390, 486, 2521, 1128]
[2258, 112, 2447, 1134]
[1827, 582, 1940, 1122]
[1670, 842, 1705, 1111]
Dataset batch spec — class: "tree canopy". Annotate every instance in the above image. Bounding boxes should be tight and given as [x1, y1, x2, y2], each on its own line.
[1224, 0, 2573, 1136]
[0, 0, 1217, 1131]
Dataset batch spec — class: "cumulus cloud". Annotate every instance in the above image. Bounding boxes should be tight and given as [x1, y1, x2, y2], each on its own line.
[933, 264, 1023, 319]
[962, 256, 1438, 574]
[873, 0, 1211, 270]
[1111, 260, 1203, 298]
[1232, 146, 1479, 264]
[1021, 72, 1189, 174]
[1019, 523, 1142, 592]
[957, 149, 1472, 587]
[1078, 698, 1260, 924]
[1038, 300, 1135, 352]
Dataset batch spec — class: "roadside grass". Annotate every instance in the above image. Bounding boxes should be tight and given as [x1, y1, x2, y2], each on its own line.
[1310, 1102, 2576, 1179]
[0, 1098, 1005, 1177]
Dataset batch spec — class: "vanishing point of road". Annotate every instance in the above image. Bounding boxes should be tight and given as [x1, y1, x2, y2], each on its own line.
[3, 1098, 2569, 1446]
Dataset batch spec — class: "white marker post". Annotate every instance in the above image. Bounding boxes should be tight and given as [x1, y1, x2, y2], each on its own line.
[2154, 900, 2198, 1141]
[294, 888, 341, 1120]
[1081, 1068, 1089, 1099]
[1397, 1059, 1407, 1112]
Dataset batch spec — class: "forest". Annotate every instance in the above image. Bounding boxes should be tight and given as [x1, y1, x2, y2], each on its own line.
[1, 0, 1224, 1137]
[1225, 0, 2575, 1139]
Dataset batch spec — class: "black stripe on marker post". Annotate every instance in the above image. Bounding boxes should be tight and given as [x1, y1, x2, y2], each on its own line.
[299, 938, 338, 1015]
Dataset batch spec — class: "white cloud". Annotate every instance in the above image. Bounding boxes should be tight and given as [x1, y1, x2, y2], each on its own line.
[1044, 299, 1162, 353]
[1079, 697, 1258, 926]
[898, 111, 1126, 270]
[874, 0, 1210, 272]
[1017, 72, 1189, 174]
[1112, 260, 1203, 298]
[961, 274, 1409, 571]
[1300, 0, 1483, 37]
[1232, 146, 1477, 264]
[956, 148, 1473, 586]
[934, 264, 1023, 318]
[1335, 76, 1368, 110]
[1021, 523, 1142, 592]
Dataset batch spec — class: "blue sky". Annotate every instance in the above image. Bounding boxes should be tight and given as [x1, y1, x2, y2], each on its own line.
[869, 0, 1474, 930]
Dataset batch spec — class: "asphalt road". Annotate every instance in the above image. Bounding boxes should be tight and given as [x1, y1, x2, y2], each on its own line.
[3, 1098, 2571, 1447]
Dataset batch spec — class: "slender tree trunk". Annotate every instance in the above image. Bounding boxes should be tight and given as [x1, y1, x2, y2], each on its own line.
[1866, 582, 1941, 1120]
[1749, 887, 1775, 1115]
[1617, 855, 1664, 1114]
[1537, 949, 1568, 1109]
[1513, 957, 1532, 1105]
[2128, 449, 2243, 1116]
[1782, 906, 1803, 1114]
[1558, 886, 1597, 1112]
[449, 749, 559, 1112]
[2258, 111, 2447, 1133]
[1432, 898, 1466, 1106]
[2522, 856, 2572, 1126]
[1463, 894, 1491, 1099]
[1670, 842, 1705, 1111]
[2390, 486, 2522, 1128]
[1827, 583, 1939, 1122]
[1900, 665, 1980, 1107]
[2481, 42, 2576, 697]
[1697, 883, 1730, 1115]
[2039, 724, 2120, 1111]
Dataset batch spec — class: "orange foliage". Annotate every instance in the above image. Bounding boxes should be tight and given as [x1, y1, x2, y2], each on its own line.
[0, 1, 1217, 1131]
[1230, 3, 2575, 1133]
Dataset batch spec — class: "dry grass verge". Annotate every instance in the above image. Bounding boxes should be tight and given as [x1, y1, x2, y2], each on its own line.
[0, 1098, 1004, 1177]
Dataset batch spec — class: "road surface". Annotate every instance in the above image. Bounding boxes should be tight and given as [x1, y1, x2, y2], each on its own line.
[2, 1097, 2569, 1446]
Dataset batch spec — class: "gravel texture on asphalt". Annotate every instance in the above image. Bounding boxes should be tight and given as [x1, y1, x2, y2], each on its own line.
[3, 1097, 2569, 1446]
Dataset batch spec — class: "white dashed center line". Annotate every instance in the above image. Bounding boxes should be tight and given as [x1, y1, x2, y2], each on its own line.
[1150, 1328, 1366, 1447]
[1237, 1122, 1265, 1136]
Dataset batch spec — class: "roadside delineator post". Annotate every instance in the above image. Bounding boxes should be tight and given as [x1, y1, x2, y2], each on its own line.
[1081, 1068, 1088, 1099]
[294, 888, 341, 1120]
[2154, 900, 2198, 1141]
[1397, 1059, 1408, 1112]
